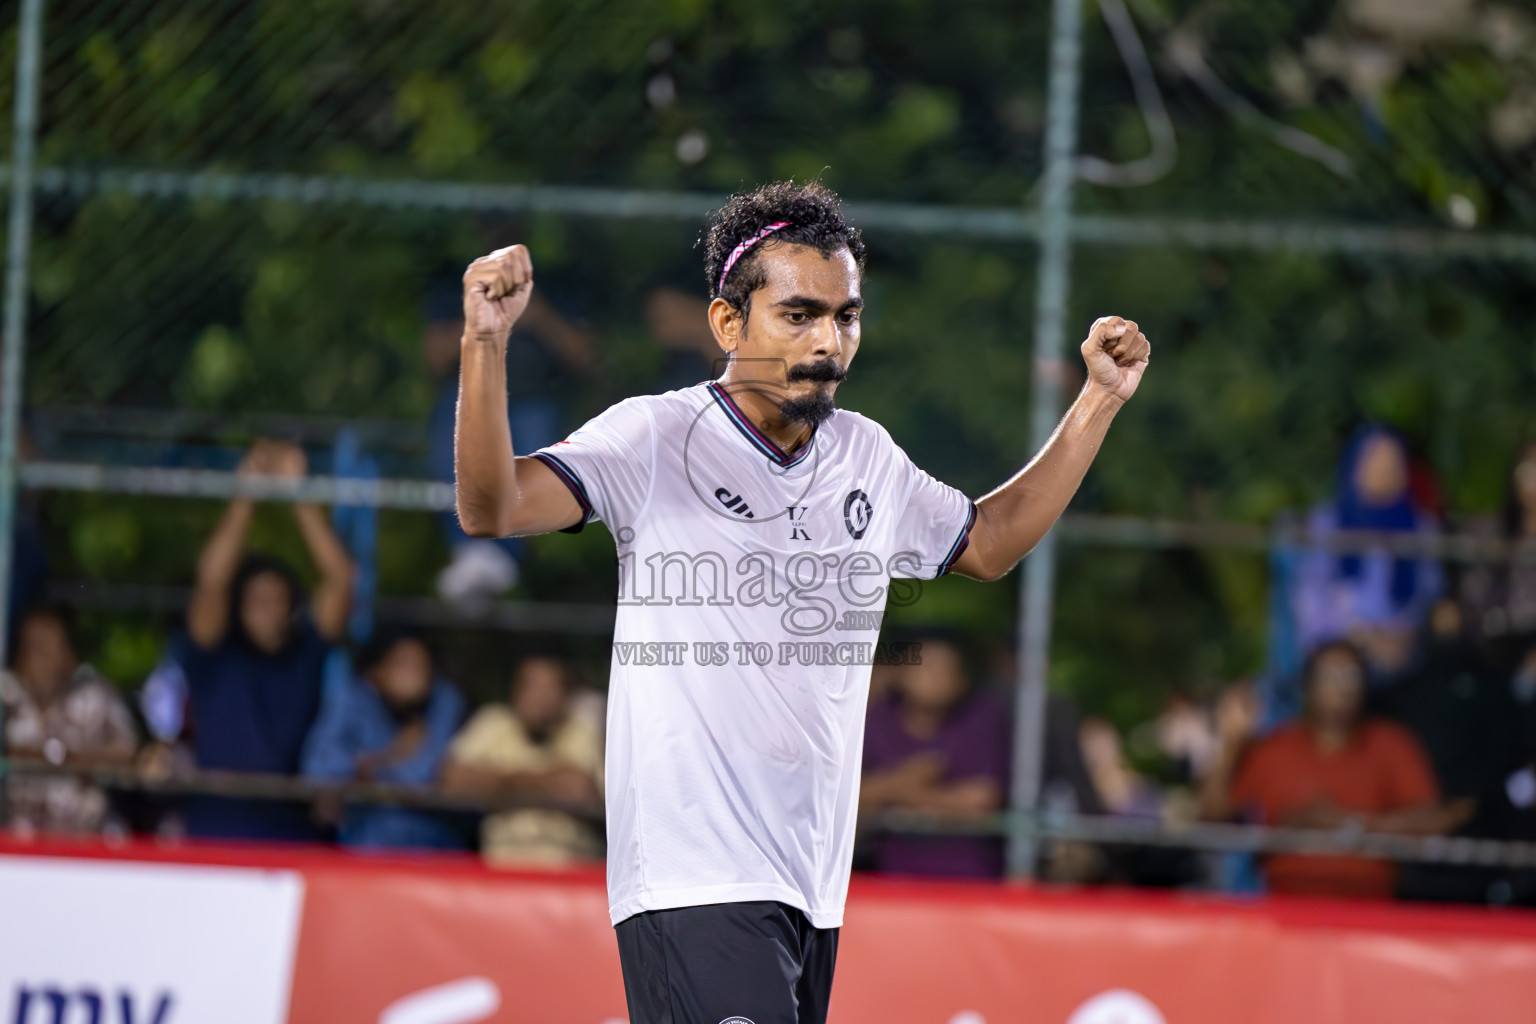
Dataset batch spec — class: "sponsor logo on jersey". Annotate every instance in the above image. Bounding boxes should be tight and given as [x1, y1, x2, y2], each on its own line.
[714, 487, 756, 518]
[787, 505, 811, 540]
[843, 488, 872, 538]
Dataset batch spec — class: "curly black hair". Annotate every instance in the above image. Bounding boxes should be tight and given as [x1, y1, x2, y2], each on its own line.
[700, 180, 866, 315]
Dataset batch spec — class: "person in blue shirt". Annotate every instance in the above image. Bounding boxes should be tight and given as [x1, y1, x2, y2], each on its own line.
[175, 439, 355, 841]
[302, 629, 466, 851]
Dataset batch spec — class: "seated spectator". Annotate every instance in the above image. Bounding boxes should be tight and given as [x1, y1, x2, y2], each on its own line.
[1386, 600, 1531, 902]
[1080, 716, 1161, 819]
[1381, 599, 1523, 811]
[1, 606, 138, 836]
[1201, 642, 1467, 899]
[440, 653, 603, 866]
[1080, 714, 1205, 888]
[860, 631, 1009, 878]
[1142, 691, 1221, 787]
[1460, 441, 1536, 677]
[174, 439, 354, 841]
[301, 630, 466, 851]
[1293, 426, 1442, 680]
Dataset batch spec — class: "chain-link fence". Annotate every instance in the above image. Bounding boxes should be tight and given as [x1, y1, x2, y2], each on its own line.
[3, 0, 1536, 887]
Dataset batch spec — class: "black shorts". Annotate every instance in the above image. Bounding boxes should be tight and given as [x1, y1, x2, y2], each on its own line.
[614, 900, 839, 1024]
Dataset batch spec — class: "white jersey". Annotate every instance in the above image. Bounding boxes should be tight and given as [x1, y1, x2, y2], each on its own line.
[533, 381, 975, 928]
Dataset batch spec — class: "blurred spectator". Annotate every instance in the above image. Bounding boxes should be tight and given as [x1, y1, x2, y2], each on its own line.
[860, 632, 1009, 878]
[1135, 691, 1222, 787]
[1201, 642, 1467, 899]
[174, 439, 354, 841]
[1031, 691, 1116, 883]
[972, 639, 1105, 882]
[1, 606, 138, 835]
[1080, 717, 1161, 819]
[1469, 643, 1536, 904]
[1294, 426, 1442, 679]
[1460, 441, 1536, 677]
[1385, 600, 1531, 902]
[301, 630, 466, 851]
[424, 279, 592, 607]
[1380, 599, 1522, 810]
[978, 641, 1102, 818]
[440, 653, 603, 866]
[1081, 714, 1205, 888]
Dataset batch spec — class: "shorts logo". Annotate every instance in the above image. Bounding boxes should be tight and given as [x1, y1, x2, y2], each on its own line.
[843, 488, 873, 539]
[718, 1018, 756, 1024]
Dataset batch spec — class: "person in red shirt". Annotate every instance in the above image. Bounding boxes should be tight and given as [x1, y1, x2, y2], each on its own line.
[1201, 642, 1469, 899]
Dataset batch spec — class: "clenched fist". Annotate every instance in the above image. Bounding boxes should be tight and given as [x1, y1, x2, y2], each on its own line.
[462, 244, 534, 344]
[1080, 315, 1151, 404]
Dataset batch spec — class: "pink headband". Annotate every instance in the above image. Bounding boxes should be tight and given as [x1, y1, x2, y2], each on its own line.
[717, 221, 791, 295]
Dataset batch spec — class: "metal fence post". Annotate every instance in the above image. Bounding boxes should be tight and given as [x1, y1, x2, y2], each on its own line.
[1008, 0, 1085, 878]
[0, 0, 46, 807]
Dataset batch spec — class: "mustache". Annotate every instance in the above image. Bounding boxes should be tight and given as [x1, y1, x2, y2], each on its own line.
[785, 358, 847, 384]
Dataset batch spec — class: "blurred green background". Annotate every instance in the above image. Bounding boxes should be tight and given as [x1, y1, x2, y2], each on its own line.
[9, 0, 1536, 723]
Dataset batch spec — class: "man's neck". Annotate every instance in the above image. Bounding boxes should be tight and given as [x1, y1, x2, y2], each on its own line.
[717, 368, 814, 455]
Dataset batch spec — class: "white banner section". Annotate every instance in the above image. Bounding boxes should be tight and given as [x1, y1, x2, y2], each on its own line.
[0, 855, 305, 1024]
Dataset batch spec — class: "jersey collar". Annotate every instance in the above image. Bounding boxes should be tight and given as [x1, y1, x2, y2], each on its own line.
[706, 381, 818, 469]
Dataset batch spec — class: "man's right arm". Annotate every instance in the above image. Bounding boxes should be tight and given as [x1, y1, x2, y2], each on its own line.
[454, 244, 584, 538]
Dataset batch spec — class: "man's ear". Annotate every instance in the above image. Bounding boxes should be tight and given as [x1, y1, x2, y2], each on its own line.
[707, 296, 743, 353]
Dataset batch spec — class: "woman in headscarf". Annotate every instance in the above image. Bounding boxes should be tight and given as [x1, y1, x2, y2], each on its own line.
[1292, 425, 1443, 680]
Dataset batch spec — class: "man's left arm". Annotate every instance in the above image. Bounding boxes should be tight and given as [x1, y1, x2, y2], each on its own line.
[951, 316, 1150, 582]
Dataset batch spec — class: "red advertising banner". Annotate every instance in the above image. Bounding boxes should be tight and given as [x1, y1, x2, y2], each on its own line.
[5, 835, 1536, 1024]
[288, 858, 626, 1024]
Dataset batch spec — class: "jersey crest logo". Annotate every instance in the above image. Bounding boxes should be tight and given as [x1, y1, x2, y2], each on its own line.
[787, 505, 810, 541]
[844, 489, 873, 539]
[714, 487, 756, 519]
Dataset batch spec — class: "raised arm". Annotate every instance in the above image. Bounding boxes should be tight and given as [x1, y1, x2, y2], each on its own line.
[187, 449, 263, 650]
[454, 244, 585, 538]
[264, 441, 355, 643]
[951, 316, 1150, 582]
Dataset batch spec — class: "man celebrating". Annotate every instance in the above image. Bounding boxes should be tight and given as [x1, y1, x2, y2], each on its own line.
[454, 181, 1149, 1024]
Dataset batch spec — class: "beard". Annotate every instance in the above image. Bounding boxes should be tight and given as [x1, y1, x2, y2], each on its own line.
[780, 357, 846, 427]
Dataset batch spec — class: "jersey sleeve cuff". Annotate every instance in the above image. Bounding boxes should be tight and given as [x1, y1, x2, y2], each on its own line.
[531, 451, 594, 534]
[936, 501, 978, 578]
